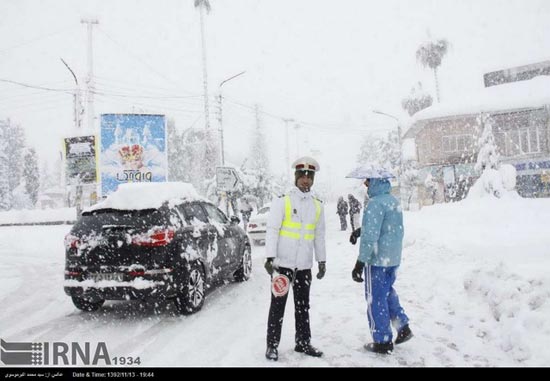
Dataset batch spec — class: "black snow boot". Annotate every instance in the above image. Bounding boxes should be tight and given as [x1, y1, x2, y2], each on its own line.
[265, 346, 278, 361]
[395, 324, 413, 345]
[295, 343, 323, 357]
[364, 342, 394, 354]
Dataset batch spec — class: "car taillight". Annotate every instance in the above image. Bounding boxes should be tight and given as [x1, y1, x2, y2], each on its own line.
[64, 234, 80, 249]
[248, 223, 258, 229]
[132, 229, 175, 247]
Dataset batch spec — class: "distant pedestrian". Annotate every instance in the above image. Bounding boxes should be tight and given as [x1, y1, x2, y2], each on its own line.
[336, 196, 349, 231]
[348, 194, 362, 231]
[239, 197, 254, 232]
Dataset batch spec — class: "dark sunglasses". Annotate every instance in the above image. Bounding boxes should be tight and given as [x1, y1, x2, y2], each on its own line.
[296, 170, 315, 179]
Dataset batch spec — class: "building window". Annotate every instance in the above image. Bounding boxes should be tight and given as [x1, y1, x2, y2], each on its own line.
[442, 135, 474, 153]
[498, 126, 540, 156]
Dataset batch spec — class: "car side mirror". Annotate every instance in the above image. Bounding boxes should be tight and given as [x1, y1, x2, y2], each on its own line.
[230, 215, 240, 225]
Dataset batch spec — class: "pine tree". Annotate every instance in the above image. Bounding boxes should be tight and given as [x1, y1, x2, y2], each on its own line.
[243, 105, 272, 207]
[1, 119, 26, 196]
[470, 113, 504, 198]
[356, 131, 400, 174]
[181, 128, 207, 192]
[23, 148, 40, 207]
[0, 124, 11, 210]
[474, 113, 500, 172]
[167, 118, 187, 182]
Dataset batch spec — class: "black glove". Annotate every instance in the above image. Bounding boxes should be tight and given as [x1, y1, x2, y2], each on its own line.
[316, 262, 326, 279]
[264, 258, 274, 275]
[351, 260, 365, 282]
[349, 228, 361, 245]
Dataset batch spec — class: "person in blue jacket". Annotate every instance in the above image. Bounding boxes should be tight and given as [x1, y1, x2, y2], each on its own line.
[350, 176, 413, 354]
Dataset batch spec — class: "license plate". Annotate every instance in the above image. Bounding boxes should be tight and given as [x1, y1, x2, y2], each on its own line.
[89, 273, 124, 282]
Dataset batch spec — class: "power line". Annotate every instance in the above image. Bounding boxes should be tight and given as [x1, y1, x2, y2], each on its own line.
[96, 27, 198, 96]
[0, 25, 78, 56]
[0, 78, 72, 93]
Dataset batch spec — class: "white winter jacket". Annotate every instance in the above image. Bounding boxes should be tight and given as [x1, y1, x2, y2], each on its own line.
[265, 187, 326, 270]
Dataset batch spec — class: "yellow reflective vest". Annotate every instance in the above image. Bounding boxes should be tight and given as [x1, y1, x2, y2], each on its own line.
[265, 187, 327, 270]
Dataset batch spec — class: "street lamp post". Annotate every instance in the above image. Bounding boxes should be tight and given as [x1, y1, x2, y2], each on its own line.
[218, 71, 246, 165]
[372, 109, 403, 190]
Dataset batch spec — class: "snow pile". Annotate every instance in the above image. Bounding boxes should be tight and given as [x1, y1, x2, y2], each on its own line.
[467, 164, 519, 199]
[85, 182, 203, 212]
[463, 262, 550, 362]
[0, 207, 76, 225]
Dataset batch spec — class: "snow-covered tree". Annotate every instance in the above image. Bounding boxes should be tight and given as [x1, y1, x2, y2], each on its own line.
[416, 38, 449, 102]
[167, 118, 187, 182]
[0, 119, 25, 196]
[356, 131, 400, 175]
[0, 119, 26, 209]
[474, 113, 499, 172]
[180, 128, 208, 193]
[400, 160, 419, 210]
[0, 127, 11, 210]
[401, 82, 433, 116]
[424, 172, 438, 204]
[468, 113, 516, 199]
[203, 128, 219, 181]
[23, 148, 40, 207]
[242, 105, 272, 207]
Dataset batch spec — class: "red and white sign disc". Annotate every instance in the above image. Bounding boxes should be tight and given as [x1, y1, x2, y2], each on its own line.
[271, 274, 290, 297]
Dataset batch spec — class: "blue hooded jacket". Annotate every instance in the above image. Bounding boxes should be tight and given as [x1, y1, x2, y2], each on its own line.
[358, 178, 404, 266]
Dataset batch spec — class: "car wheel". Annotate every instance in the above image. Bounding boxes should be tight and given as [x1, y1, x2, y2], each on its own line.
[234, 245, 252, 282]
[71, 296, 104, 312]
[174, 262, 205, 315]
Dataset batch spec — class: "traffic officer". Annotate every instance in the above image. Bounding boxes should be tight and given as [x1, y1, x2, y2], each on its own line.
[264, 156, 327, 361]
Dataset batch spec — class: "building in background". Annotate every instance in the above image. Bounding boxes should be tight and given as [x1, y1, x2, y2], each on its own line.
[405, 65, 550, 205]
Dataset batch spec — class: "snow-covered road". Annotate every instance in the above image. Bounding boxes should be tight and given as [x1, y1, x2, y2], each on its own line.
[1, 197, 549, 367]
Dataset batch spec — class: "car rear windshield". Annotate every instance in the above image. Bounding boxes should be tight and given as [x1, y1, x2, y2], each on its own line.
[75, 208, 170, 234]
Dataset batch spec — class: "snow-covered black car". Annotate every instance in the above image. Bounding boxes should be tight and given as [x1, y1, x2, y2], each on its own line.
[63, 182, 252, 315]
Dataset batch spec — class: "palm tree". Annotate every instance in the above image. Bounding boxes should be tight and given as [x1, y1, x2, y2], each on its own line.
[416, 39, 448, 103]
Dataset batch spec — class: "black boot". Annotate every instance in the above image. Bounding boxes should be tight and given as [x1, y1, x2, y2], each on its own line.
[295, 343, 323, 357]
[395, 324, 413, 345]
[364, 342, 393, 354]
[265, 346, 278, 361]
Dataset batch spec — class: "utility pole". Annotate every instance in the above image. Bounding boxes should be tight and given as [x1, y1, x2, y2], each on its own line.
[283, 118, 294, 182]
[81, 18, 98, 135]
[218, 71, 246, 165]
[197, 3, 211, 133]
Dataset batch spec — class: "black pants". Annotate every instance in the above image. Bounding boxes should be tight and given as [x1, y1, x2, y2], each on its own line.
[338, 214, 347, 230]
[267, 267, 312, 348]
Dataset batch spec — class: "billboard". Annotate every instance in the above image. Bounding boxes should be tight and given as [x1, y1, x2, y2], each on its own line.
[100, 114, 167, 196]
[63, 135, 97, 184]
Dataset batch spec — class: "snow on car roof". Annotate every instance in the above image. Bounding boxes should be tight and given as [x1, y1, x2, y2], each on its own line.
[85, 182, 205, 212]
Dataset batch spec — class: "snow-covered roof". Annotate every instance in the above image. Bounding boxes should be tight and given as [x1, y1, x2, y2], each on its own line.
[85, 182, 203, 212]
[412, 76, 550, 123]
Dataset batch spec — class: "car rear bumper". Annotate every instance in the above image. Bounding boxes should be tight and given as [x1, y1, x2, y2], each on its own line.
[64, 270, 178, 301]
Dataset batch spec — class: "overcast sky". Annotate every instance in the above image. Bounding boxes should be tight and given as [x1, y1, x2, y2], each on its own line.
[1, 0, 549, 193]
